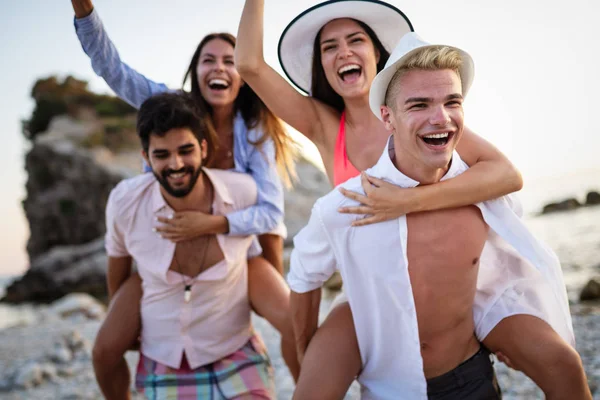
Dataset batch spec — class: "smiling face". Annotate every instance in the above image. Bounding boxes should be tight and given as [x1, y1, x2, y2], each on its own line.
[318, 18, 380, 100]
[143, 127, 208, 198]
[196, 38, 243, 108]
[381, 69, 464, 180]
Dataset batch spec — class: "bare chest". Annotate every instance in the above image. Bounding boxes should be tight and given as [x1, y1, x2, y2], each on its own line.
[407, 206, 488, 290]
[169, 235, 225, 278]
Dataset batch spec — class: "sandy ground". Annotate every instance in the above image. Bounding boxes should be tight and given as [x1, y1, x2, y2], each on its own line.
[0, 295, 599, 399]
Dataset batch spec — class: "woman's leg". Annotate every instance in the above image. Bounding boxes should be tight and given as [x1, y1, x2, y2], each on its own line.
[293, 302, 362, 400]
[483, 315, 591, 400]
[247, 256, 300, 381]
[258, 233, 284, 275]
[92, 273, 142, 400]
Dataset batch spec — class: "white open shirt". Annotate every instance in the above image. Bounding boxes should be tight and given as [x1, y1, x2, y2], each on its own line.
[288, 137, 574, 400]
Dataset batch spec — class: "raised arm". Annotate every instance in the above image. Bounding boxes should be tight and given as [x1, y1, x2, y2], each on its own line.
[235, 0, 331, 145]
[71, 0, 169, 108]
[339, 127, 523, 225]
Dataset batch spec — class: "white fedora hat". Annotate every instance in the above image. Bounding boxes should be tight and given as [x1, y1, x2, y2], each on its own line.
[369, 32, 474, 120]
[278, 0, 414, 94]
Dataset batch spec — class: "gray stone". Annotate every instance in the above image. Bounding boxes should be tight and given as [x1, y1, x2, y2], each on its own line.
[586, 191, 600, 206]
[49, 344, 72, 364]
[542, 198, 582, 214]
[50, 293, 106, 320]
[56, 365, 75, 377]
[39, 363, 57, 380]
[13, 362, 43, 389]
[580, 278, 600, 301]
[2, 238, 109, 303]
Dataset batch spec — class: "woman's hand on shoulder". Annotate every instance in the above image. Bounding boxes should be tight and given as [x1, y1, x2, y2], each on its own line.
[338, 172, 416, 226]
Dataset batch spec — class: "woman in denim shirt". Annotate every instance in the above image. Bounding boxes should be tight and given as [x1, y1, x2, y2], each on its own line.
[71, 1, 299, 397]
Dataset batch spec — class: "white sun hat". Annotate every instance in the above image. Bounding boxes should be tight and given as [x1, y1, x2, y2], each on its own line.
[369, 32, 475, 120]
[277, 0, 414, 94]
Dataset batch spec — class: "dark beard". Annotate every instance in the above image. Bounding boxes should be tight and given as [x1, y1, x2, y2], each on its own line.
[153, 166, 203, 198]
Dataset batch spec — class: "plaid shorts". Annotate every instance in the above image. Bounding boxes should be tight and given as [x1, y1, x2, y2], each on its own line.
[135, 334, 275, 399]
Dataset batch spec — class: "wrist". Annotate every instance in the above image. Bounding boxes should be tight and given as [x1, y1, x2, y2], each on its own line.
[406, 186, 425, 213]
[74, 5, 94, 19]
[210, 215, 229, 235]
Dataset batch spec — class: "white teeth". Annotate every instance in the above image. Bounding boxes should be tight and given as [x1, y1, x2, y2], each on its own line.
[423, 132, 449, 139]
[170, 172, 186, 178]
[208, 78, 229, 87]
[337, 64, 361, 75]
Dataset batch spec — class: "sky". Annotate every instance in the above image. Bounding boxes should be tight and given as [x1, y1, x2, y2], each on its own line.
[1, 0, 599, 276]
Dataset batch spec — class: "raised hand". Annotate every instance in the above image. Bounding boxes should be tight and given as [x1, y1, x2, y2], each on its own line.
[71, 0, 94, 19]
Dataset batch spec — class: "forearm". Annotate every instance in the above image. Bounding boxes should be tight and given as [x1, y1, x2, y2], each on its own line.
[73, 9, 169, 108]
[290, 289, 321, 360]
[226, 203, 281, 235]
[208, 215, 230, 235]
[410, 159, 522, 213]
[72, 0, 93, 18]
[106, 257, 132, 301]
[235, 0, 266, 74]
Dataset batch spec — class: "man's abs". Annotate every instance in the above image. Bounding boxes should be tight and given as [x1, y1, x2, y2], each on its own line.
[407, 205, 489, 378]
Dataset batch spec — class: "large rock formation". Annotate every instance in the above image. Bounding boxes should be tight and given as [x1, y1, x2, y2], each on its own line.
[4, 114, 329, 303]
[24, 129, 129, 260]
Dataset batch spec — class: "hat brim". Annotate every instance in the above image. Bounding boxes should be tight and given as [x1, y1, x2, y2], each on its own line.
[278, 0, 414, 94]
[369, 44, 474, 120]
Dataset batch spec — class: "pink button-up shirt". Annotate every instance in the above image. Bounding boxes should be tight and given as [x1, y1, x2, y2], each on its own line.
[105, 168, 261, 369]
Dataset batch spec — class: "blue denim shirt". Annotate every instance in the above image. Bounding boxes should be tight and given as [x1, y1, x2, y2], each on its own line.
[74, 9, 285, 237]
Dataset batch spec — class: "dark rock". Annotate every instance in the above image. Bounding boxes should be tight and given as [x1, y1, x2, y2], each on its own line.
[1, 239, 107, 303]
[580, 278, 600, 302]
[541, 198, 581, 214]
[585, 191, 600, 205]
[23, 139, 126, 261]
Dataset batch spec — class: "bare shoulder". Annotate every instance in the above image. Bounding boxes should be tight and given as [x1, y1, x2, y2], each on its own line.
[205, 169, 257, 211]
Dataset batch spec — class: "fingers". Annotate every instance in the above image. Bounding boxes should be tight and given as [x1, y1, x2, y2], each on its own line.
[338, 206, 372, 215]
[351, 216, 381, 227]
[156, 216, 175, 224]
[360, 173, 375, 195]
[339, 187, 372, 206]
[364, 174, 388, 188]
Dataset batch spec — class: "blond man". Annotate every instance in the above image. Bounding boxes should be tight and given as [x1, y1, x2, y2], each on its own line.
[289, 33, 590, 400]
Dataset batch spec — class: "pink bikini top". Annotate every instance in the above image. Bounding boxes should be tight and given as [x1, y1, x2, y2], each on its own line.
[333, 111, 361, 186]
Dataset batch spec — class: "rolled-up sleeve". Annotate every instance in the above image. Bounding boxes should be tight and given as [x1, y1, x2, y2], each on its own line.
[104, 189, 128, 257]
[226, 136, 284, 236]
[74, 9, 169, 109]
[288, 201, 337, 293]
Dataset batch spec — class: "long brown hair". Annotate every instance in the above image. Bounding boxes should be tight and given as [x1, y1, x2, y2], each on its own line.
[310, 19, 390, 113]
[183, 33, 297, 186]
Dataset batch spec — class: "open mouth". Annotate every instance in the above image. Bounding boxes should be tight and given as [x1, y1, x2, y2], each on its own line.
[337, 64, 362, 83]
[164, 168, 192, 183]
[420, 132, 453, 147]
[208, 78, 230, 91]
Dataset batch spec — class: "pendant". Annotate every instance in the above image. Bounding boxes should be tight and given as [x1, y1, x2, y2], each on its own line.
[184, 285, 192, 303]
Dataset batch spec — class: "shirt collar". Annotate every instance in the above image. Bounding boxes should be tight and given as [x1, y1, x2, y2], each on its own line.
[367, 135, 466, 188]
[150, 167, 234, 214]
